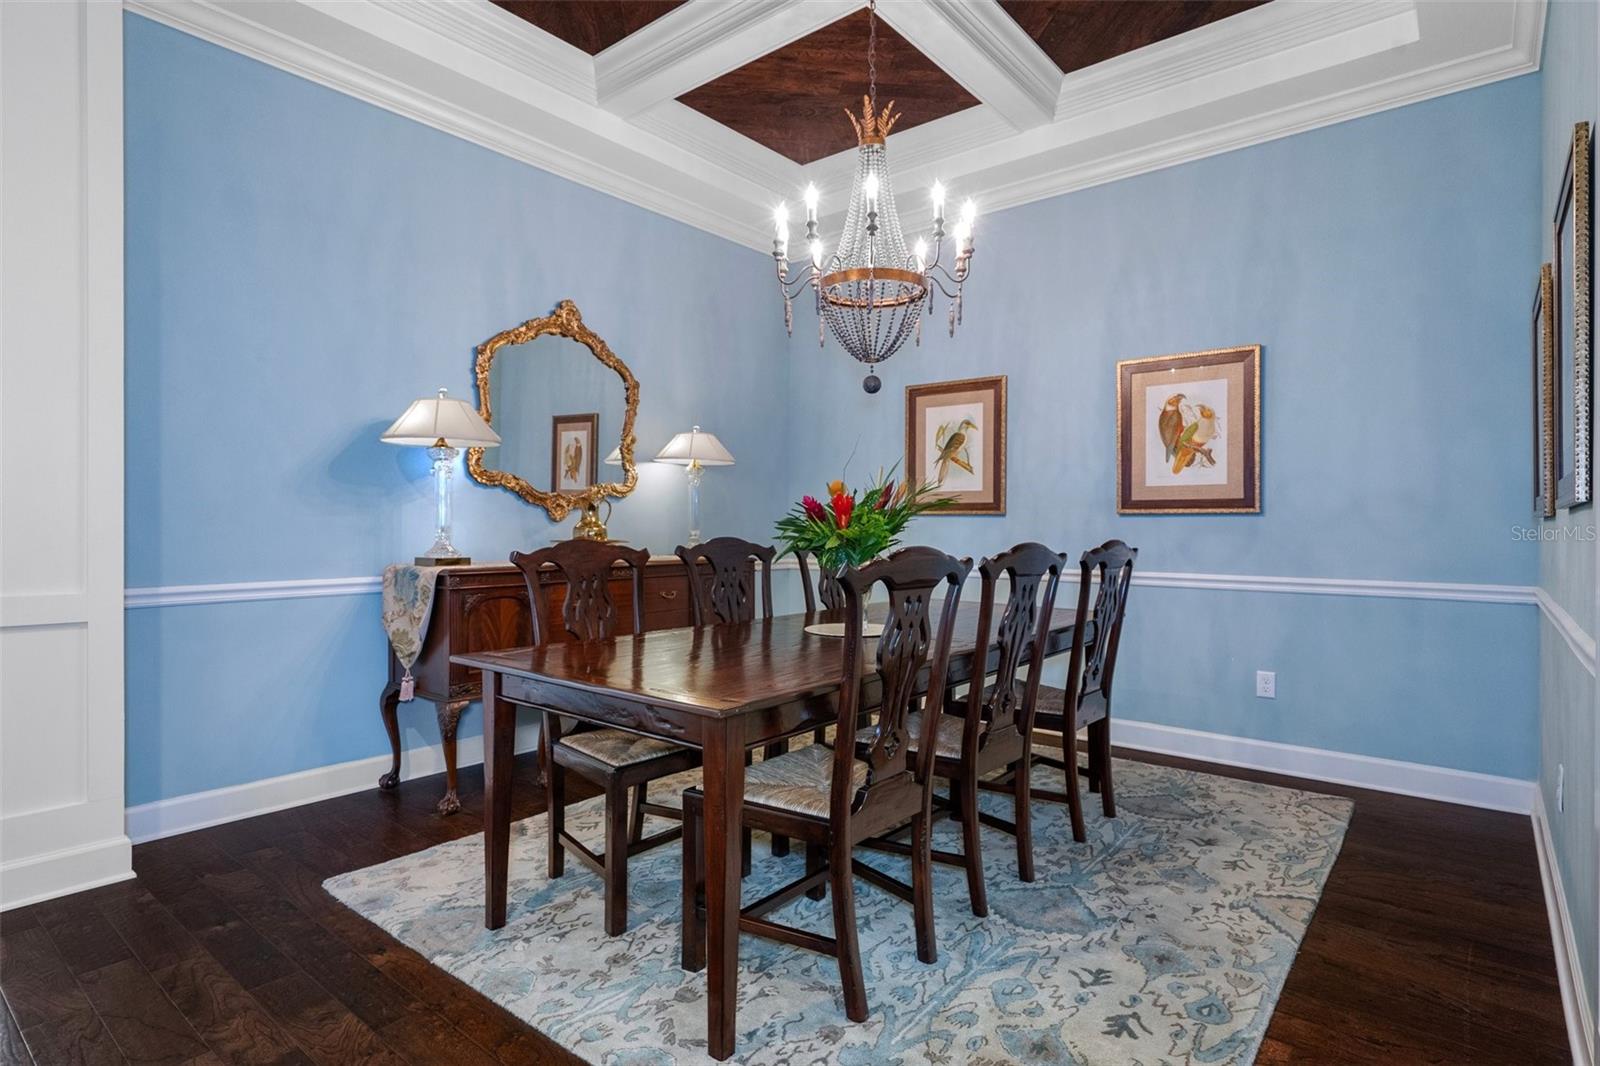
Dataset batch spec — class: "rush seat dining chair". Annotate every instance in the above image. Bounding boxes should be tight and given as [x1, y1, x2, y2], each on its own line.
[512, 539, 701, 936]
[680, 546, 970, 1022]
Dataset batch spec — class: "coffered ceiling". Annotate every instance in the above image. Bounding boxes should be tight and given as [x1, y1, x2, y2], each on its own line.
[131, 0, 1545, 252]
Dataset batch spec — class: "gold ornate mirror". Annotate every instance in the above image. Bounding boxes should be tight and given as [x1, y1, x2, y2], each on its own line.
[466, 300, 639, 522]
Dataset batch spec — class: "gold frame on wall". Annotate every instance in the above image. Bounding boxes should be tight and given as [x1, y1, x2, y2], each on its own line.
[1538, 263, 1557, 519]
[1116, 345, 1261, 514]
[1552, 120, 1592, 510]
[904, 375, 1007, 515]
[466, 300, 639, 522]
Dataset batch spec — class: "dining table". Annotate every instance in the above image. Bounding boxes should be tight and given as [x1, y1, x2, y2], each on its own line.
[453, 604, 1088, 1061]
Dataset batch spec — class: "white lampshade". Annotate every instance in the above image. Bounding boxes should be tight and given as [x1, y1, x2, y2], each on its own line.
[380, 387, 501, 447]
[654, 425, 734, 466]
[603, 446, 623, 466]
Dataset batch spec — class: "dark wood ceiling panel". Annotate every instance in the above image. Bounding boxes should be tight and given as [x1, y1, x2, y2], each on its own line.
[998, 0, 1270, 75]
[677, 9, 979, 166]
[493, 1, 687, 56]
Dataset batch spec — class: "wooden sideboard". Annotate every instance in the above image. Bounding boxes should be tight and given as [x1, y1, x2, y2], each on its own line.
[379, 556, 717, 813]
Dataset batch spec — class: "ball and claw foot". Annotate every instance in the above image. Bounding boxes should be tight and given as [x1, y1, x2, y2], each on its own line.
[378, 769, 400, 790]
[436, 790, 462, 815]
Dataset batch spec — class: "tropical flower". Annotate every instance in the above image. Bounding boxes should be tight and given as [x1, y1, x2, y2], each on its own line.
[774, 464, 952, 574]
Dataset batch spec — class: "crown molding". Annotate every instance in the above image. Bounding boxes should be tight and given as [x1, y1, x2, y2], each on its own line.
[126, 0, 1545, 255]
[876, 0, 1059, 130]
[596, 0, 858, 118]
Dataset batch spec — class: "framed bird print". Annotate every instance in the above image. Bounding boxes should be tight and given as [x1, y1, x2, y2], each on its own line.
[1552, 121, 1591, 510]
[551, 412, 598, 492]
[1536, 262, 1557, 518]
[905, 376, 1006, 514]
[1117, 346, 1260, 514]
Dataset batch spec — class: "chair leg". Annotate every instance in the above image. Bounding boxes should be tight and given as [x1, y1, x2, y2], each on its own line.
[1063, 722, 1086, 844]
[805, 842, 826, 901]
[911, 810, 937, 964]
[830, 837, 868, 1022]
[958, 764, 988, 918]
[1091, 719, 1115, 818]
[543, 713, 565, 879]
[765, 740, 790, 857]
[742, 825, 753, 878]
[1014, 754, 1035, 883]
[681, 797, 705, 972]
[604, 782, 629, 936]
[629, 786, 646, 844]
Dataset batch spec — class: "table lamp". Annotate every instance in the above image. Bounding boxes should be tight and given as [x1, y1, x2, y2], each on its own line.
[654, 425, 734, 547]
[381, 387, 500, 566]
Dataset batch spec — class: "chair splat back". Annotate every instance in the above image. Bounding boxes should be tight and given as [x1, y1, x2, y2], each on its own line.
[837, 547, 970, 808]
[795, 552, 847, 613]
[676, 537, 776, 626]
[1070, 539, 1138, 703]
[509, 539, 651, 644]
[970, 543, 1067, 738]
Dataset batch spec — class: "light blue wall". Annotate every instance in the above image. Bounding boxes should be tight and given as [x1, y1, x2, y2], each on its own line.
[1537, 0, 1599, 1021]
[126, 12, 1548, 810]
[788, 75, 1543, 778]
[123, 15, 792, 804]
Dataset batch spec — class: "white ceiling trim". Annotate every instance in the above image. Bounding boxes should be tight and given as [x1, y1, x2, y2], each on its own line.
[596, 0, 858, 117]
[874, 0, 1059, 130]
[125, 0, 1546, 254]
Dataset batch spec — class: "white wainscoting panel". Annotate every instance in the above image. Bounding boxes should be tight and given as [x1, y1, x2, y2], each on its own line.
[0, 0, 131, 910]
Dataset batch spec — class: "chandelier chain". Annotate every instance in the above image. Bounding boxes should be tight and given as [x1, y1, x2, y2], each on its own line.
[867, 0, 877, 109]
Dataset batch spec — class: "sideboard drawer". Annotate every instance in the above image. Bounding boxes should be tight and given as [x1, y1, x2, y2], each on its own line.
[642, 572, 693, 627]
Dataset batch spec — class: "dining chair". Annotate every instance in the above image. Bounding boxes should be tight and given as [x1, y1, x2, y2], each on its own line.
[511, 539, 702, 936]
[676, 536, 776, 626]
[863, 542, 1065, 917]
[1027, 539, 1137, 842]
[638, 538, 785, 861]
[680, 546, 971, 1023]
[795, 551, 845, 613]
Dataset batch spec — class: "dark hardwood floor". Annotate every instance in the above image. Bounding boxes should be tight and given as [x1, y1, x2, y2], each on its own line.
[0, 749, 1570, 1065]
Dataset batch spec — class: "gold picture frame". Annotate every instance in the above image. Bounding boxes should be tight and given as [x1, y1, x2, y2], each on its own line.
[904, 376, 1006, 514]
[1537, 263, 1557, 519]
[1117, 346, 1261, 514]
[1552, 120, 1592, 510]
[466, 300, 639, 522]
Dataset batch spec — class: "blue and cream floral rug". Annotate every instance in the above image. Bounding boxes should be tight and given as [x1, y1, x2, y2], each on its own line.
[326, 758, 1351, 1065]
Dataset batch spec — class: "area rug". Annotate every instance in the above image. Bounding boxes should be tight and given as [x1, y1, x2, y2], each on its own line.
[325, 758, 1351, 1065]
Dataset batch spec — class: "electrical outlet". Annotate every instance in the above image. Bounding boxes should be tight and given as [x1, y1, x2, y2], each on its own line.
[1557, 763, 1566, 813]
[1255, 670, 1276, 699]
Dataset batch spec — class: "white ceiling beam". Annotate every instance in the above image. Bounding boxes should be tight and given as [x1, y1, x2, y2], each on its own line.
[595, 0, 859, 118]
[873, 0, 1059, 131]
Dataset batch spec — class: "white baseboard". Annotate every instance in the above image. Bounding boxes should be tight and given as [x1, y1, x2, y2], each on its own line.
[123, 720, 542, 844]
[1111, 719, 1538, 814]
[0, 835, 135, 911]
[1533, 790, 1596, 1066]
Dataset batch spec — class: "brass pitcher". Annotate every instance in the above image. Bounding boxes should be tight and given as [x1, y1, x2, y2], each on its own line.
[572, 500, 612, 541]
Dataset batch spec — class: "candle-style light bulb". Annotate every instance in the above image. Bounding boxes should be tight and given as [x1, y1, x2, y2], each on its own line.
[931, 181, 946, 220]
[803, 183, 819, 222]
[913, 238, 928, 271]
[809, 239, 823, 268]
[773, 201, 790, 250]
[951, 220, 970, 249]
[862, 172, 880, 210]
[960, 198, 976, 226]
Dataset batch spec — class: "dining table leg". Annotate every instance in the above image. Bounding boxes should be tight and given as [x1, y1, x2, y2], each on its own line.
[702, 716, 745, 1061]
[483, 670, 516, 930]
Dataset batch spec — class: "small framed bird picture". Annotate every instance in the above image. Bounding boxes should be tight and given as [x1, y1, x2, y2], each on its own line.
[1117, 346, 1260, 514]
[905, 375, 1006, 514]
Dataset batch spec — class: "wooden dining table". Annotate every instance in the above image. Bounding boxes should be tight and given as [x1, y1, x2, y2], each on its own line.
[453, 605, 1087, 1061]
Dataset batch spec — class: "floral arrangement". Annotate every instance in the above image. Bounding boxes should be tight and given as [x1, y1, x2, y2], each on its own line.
[774, 466, 951, 574]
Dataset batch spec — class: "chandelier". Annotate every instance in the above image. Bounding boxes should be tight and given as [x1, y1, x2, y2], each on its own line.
[771, 0, 978, 393]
